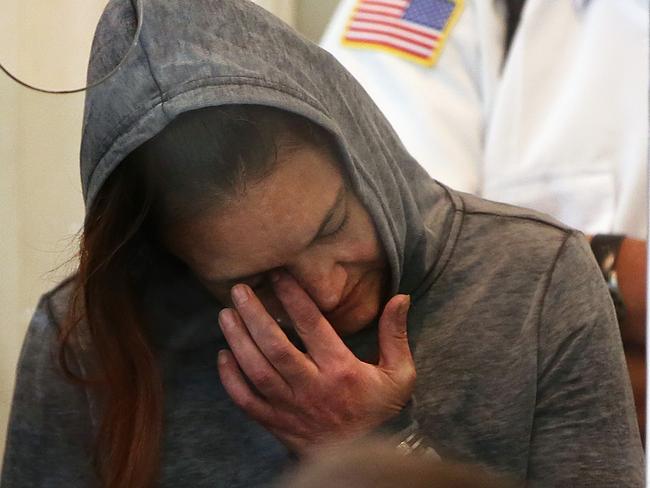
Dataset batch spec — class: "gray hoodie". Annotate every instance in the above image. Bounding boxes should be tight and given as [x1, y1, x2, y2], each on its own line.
[1, 0, 644, 486]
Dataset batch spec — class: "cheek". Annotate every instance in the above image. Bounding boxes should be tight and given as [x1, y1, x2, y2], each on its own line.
[344, 226, 386, 266]
[358, 269, 389, 319]
[344, 202, 387, 264]
[199, 280, 232, 307]
[332, 268, 389, 335]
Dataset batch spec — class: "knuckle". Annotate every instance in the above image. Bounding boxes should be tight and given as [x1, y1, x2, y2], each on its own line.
[397, 365, 417, 391]
[333, 366, 359, 385]
[234, 391, 255, 411]
[298, 306, 322, 326]
[291, 391, 308, 408]
[325, 352, 351, 371]
[249, 369, 274, 388]
[267, 343, 293, 366]
[393, 327, 409, 341]
[404, 368, 417, 388]
[293, 386, 319, 408]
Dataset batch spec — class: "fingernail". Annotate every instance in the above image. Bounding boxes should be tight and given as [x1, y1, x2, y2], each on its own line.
[218, 308, 234, 329]
[399, 295, 411, 316]
[218, 350, 228, 365]
[232, 284, 250, 305]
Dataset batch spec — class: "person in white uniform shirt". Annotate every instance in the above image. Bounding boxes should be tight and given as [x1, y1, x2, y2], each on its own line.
[321, 0, 647, 437]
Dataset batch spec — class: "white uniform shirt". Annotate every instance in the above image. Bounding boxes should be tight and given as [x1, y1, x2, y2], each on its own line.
[321, 0, 648, 238]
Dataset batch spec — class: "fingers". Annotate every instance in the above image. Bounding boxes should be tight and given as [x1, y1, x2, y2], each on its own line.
[217, 349, 278, 423]
[269, 270, 352, 366]
[377, 294, 415, 386]
[218, 307, 294, 401]
[229, 285, 314, 384]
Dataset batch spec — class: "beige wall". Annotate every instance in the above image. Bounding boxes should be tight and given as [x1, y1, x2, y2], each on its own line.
[253, 0, 339, 41]
[0, 70, 86, 472]
[0, 57, 21, 470]
[1, 0, 103, 469]
[253, 0, 297, 25]
[0, 0, 340, 471]
[296, 0, 339, 42]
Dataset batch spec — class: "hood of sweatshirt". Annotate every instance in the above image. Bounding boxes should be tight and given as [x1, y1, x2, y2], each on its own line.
[80, 0, 457, 349]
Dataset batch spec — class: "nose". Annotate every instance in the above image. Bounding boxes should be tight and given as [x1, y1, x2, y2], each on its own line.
[285, 255, 348, 312]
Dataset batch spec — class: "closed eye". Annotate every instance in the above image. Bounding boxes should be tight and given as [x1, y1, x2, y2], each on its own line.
[319, 209, 349, 239]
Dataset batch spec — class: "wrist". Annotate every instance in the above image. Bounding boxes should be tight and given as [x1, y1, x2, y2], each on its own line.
[373, 397, 440, 460]
[393, 420, 440, 460]
[590, 234, 627, 325]
[613, 237, 647, 346]
[374, 399, 415, 435]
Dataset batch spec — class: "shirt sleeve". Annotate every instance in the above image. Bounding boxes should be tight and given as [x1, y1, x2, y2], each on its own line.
[1, 295, 99, 488]
[529, 232, 644, 486]
[320, 0, 504, 194]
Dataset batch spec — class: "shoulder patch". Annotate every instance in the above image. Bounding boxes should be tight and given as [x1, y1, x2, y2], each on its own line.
[341, 0, 464, 67]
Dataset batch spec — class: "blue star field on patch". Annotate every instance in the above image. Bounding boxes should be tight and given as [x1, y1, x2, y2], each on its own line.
[403, 0, 456, 31]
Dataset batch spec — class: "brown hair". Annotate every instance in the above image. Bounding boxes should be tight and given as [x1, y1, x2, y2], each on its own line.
[58, 105, 333, 487]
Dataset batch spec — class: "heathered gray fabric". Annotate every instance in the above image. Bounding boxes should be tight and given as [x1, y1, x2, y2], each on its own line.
[1, 0, 644, 486]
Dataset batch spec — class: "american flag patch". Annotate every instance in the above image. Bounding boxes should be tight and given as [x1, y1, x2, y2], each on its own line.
[342, 0, 464, 66]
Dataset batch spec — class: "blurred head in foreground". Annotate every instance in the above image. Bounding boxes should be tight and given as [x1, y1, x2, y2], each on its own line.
[279, 439, 522, 488]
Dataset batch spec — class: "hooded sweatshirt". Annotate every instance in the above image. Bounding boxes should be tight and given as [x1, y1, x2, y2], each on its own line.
[1, 0, 644, 486]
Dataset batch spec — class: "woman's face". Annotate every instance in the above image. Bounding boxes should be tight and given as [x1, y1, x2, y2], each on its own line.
[164, 144, 389, 336]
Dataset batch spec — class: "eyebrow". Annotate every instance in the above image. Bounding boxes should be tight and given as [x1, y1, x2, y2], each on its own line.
[210, 183, 347, 285]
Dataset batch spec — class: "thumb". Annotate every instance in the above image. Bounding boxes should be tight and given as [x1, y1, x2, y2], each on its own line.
[378, 294, 414, 380]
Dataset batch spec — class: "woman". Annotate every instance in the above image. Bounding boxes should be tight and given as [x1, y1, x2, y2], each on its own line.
[1, 0, 643, 487]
